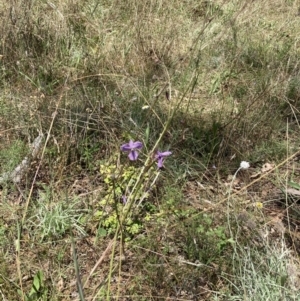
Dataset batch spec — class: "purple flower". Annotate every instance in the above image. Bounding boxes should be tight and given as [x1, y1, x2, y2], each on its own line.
[155, 150, 172, 168]
[120, 140, 143, 161]
[121, 195, 127, 204]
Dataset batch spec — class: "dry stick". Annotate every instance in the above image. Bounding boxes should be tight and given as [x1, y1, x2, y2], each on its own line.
[71, 236, 85, 300]
[21, 92, 64, 225]
[16, 89, 65, 300]
[16, 224, 25, 301]
[83, 240, 114, 289]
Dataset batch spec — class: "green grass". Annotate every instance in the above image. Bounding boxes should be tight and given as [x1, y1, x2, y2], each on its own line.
[27, 194, 87, 241]
[216, 236, 299, 301]
[1, 0, 300, 300]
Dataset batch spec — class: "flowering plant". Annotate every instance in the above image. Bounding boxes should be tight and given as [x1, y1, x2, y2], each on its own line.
[120, 140, 143, 161]
[155, 151, 172, 168]
[97, 139, 172, 238]
[240, 161, 250, 170]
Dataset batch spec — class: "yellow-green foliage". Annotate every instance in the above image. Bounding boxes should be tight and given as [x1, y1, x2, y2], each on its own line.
[95, 157, 156, 236]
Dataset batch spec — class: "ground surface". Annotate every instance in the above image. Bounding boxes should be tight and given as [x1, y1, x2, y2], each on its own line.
[1, 0, 300, 300]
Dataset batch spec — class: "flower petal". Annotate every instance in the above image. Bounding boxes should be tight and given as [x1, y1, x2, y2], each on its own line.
[128, 150, 139, 161]
[130, 141, 143, 149]
[121, 195, 127, 204]
[159, 151, 172, 157]
[240, 161, 250, 170]
[121, 143, 131, 152]
[121, 140, 143, 152]
[157, 157, 164, 168]
[155, 150, 172, 159]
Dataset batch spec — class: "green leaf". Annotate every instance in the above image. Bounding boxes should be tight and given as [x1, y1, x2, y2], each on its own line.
[288, 181, 300, 190]
[145, 123, 150, 145]
[30, 270, 44, 296]
[33, 273, 41, 291]
[227, 238, 235, 245]
[98, 227, 107, 237]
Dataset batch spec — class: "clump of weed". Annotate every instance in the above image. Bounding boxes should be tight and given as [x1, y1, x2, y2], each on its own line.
[94, 143, 170, 239]
[216, 238, 299, 301]
[181, 213, 232, 265]
[26, 189, 87, 241]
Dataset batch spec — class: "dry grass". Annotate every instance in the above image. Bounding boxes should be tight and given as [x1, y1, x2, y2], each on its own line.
[1, 0, 300, 300]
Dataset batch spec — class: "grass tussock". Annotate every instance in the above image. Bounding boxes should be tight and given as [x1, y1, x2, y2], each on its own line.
[1, 0, 300, 300]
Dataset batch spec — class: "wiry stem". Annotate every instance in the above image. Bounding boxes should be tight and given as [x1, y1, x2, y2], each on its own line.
[106, 74, 195, 300]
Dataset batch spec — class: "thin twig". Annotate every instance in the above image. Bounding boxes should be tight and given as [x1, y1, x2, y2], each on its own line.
[71, 236, 85, 301]
[21, 89, 65, 225]
[209, 149, 300, 212]
[83, 240, 114, 289]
